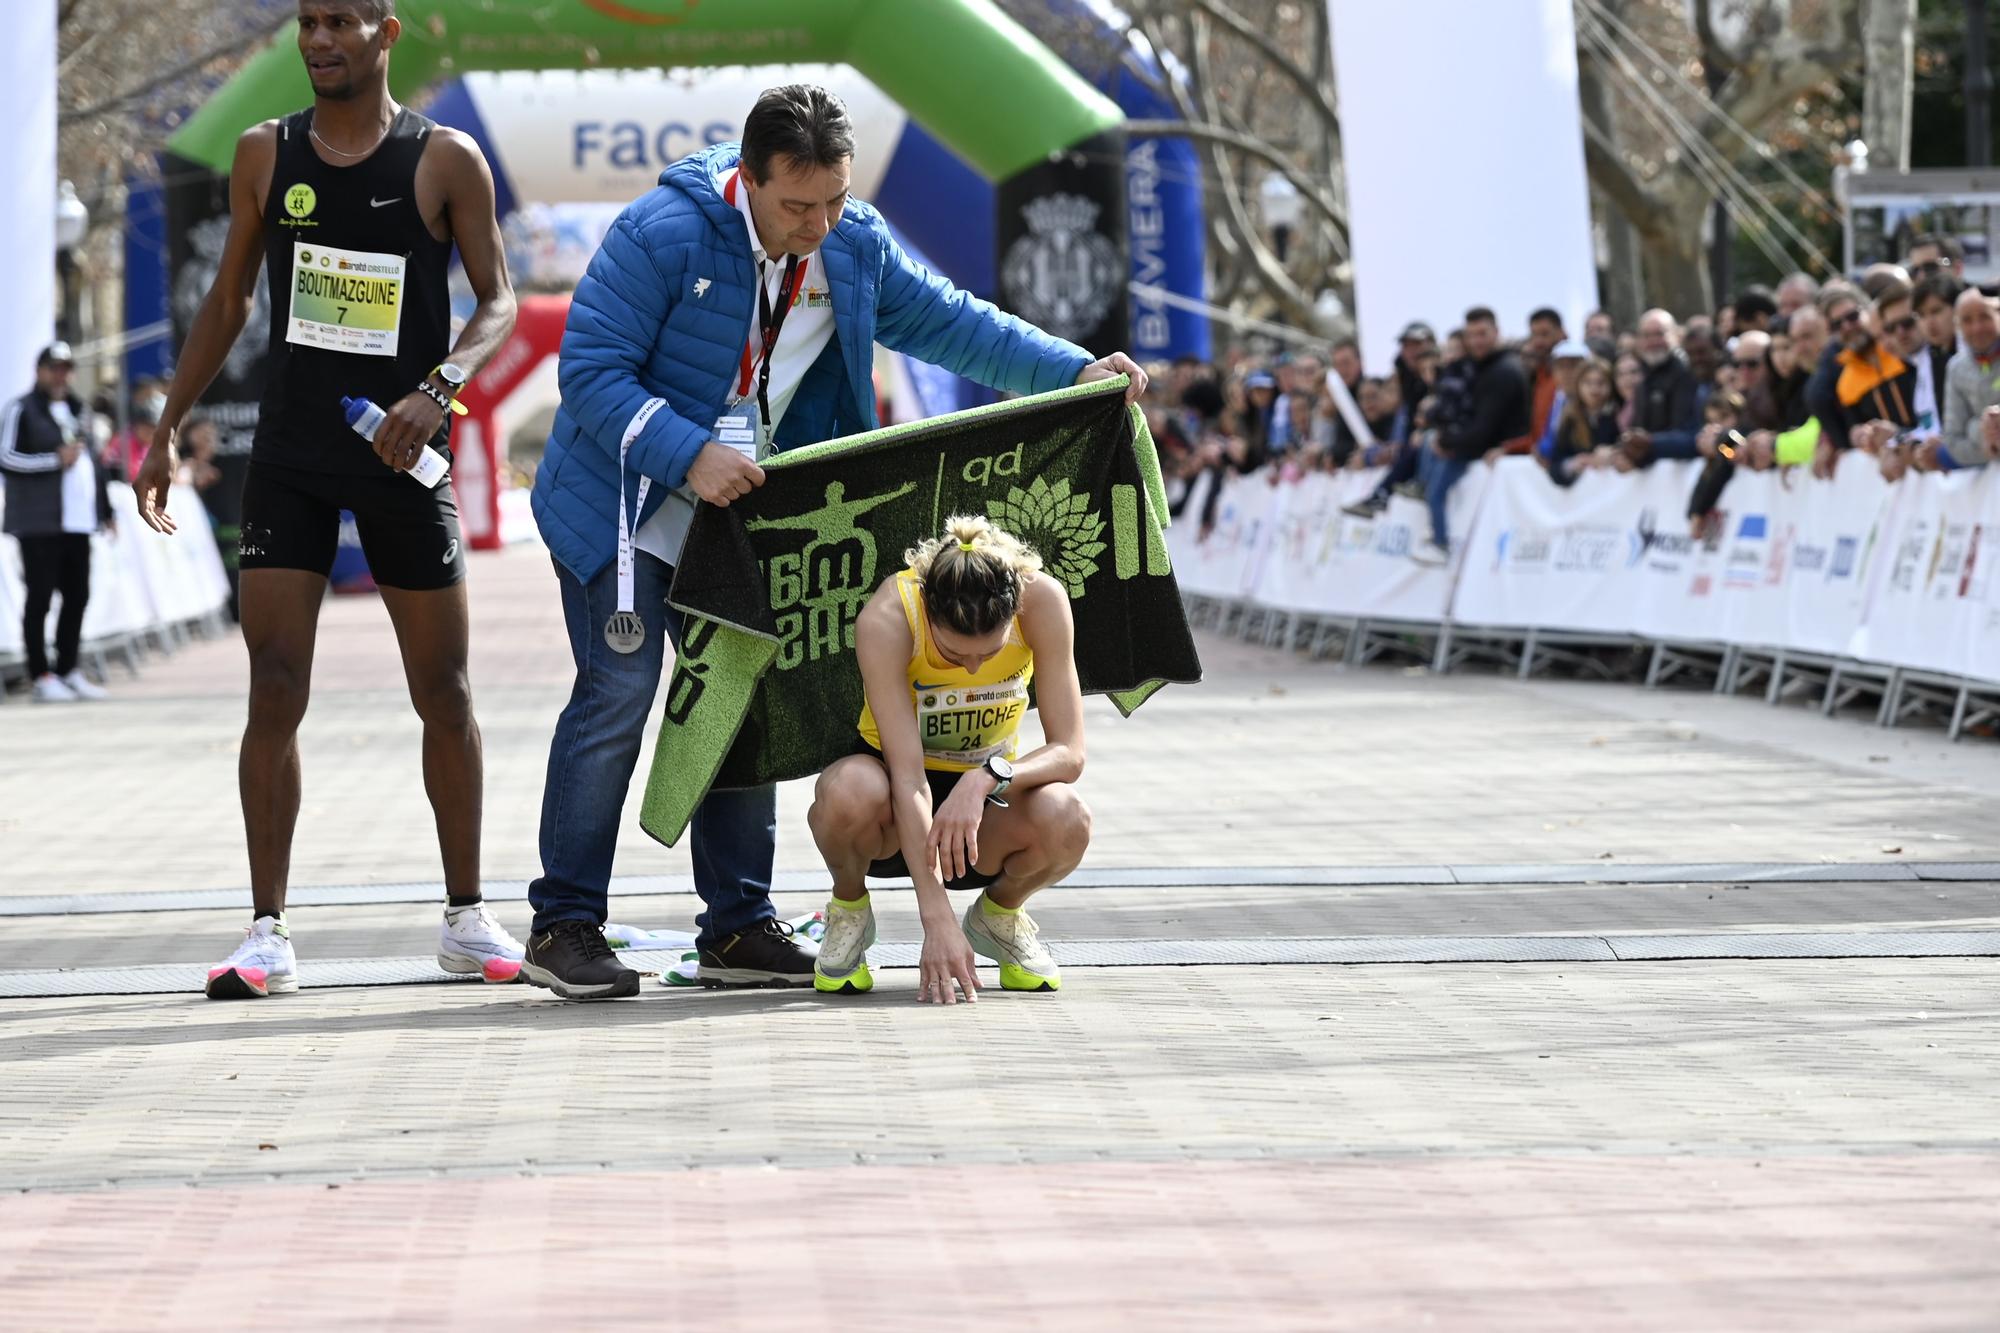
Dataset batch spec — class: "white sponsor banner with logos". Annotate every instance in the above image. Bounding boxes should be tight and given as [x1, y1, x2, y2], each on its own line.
[1453, 460, 1666, 633]
[1250, 465, 1486, 621]
[1852, 466, 2000, 681]
[1453, 458, 1895, 656]
[1167, 469, 1270, 601]
[465, 66, 903, 207]
[1775, 457, 1894, 657]
[1167, 455, 2000, 687]
[1170, 463, 1486, 621]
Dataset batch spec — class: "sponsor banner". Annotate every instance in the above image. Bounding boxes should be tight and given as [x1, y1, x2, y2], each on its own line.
[1175, 455, 2000, 685]
[1854, 466, 2000, 681]
[1455, 460, 1662, 633]
[462, 65, 905, 208]
[1169, 463, 1485, 621]
[996, 128, 1130, 356]
[1251, 466, 1486, 621]
[1166, 469, 1275, 602]
[1777, 456, 1892, 657]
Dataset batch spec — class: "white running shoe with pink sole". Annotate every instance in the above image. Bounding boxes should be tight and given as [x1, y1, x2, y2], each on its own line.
[206, 916, 298, 999]
[438, 902, 525, 983]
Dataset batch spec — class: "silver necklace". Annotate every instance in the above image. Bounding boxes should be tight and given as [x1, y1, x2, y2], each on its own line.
[310, 117, 391, 160]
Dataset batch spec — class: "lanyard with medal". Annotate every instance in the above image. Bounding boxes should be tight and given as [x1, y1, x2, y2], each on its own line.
[606, 254, 804, 656]
[607, 397, 667, 655]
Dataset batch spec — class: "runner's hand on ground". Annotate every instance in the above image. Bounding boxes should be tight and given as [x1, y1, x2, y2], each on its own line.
[917, 916, 980, 1005]
[686, 441, 765, 506]
[134, 433, 179, 534]
[374, 391, 447, 472]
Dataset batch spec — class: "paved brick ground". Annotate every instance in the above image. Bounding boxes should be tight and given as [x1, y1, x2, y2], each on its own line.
[3, 545, 1996, 898]
[5, 544, 2000, 1328]
[3, 1154, 1994, 1332]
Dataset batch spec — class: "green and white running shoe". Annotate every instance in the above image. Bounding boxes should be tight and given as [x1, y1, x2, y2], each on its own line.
[813, 895, 877, 993]
[961, 893, 1061, 992]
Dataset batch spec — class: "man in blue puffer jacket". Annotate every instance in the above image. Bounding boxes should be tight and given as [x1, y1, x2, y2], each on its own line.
[521, 84, 1146, 999]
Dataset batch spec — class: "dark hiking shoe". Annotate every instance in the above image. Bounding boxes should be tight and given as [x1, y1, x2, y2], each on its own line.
[697, 918, 818, 989]
[521, 919, 641, 1000]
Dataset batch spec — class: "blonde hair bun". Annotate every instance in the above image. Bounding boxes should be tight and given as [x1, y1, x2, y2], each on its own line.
[906, 515, 1042, 636]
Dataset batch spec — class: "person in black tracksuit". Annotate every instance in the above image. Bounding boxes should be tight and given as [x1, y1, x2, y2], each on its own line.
[1, 342, 111, 699]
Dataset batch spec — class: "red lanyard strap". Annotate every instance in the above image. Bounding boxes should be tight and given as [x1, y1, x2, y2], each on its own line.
[737, 254, 807, 425]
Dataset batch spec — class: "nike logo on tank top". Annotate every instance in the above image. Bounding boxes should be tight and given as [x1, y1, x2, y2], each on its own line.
[253, 107, 455, 476]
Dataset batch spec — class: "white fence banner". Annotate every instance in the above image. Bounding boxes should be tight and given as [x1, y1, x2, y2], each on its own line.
[1453, 459, 1669, 633]
[1163, 454, 2000, 692]
[1853, 466, 2000, 681]
[1168, 462, 1489, 622]
[1774, 455, 1893, 658]
[1250, 464, 1487, 621]
[1166, 469, 1275, 601]
[1, 482, 230, 669]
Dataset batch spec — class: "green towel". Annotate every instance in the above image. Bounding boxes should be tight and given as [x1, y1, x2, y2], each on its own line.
[638, 377, 1202, 847]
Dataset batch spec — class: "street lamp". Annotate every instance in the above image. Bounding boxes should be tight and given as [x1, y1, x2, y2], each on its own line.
[55, 179, 88, 345]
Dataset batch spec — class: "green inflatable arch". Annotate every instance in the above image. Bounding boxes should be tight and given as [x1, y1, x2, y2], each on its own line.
[169, 0, 1120, 182]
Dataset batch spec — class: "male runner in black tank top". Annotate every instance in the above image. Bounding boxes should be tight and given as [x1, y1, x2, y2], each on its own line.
[135, 0, 521, 999]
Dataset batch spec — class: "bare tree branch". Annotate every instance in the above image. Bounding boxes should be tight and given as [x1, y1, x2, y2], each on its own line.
[1582, 119, 1665, 237]
[60, 16, 289, 124]
[1125, 119, 1344, 237]
[58, 21, 115, 78]
[1702, 0, 1862, 148]
[1185, 0, 1342, 131]
[1185, 12, 1315, 324]
[1692, 0, 1735, 79]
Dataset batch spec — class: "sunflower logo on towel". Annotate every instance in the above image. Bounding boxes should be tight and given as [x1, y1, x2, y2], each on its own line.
[987, 476, 1107, 598]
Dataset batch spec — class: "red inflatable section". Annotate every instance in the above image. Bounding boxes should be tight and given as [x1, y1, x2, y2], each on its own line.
[452, 294, 571, 550]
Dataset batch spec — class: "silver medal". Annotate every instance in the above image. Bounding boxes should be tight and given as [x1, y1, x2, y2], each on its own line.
[604, 611, 646, 654]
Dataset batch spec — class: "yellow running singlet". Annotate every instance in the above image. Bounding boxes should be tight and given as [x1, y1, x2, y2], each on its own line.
[857, 569, 1035, 772]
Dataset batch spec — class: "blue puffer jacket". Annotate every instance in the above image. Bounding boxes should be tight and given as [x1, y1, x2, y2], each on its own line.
[534, 142, 1094, 582]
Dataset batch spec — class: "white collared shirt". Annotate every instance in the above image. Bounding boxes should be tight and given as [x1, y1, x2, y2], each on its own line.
[635, 166, 838, 565]
[50, 401, 97, 534]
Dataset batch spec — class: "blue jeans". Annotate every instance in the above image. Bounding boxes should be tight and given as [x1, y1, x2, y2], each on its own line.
[528, 552, 776, 948]
[1368, 438, 1422, 501]
[1418, 449, 1470, 551]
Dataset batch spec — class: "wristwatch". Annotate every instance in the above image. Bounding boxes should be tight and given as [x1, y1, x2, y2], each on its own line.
[981, 754, 1014, 806]
[434, 362, 469, 393]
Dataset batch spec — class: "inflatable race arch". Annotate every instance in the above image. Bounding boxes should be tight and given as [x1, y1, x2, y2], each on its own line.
[157, 0, 1191, 547]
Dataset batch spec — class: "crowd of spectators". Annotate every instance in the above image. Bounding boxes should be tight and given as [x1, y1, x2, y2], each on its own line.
[1144, 232, 2000, 565]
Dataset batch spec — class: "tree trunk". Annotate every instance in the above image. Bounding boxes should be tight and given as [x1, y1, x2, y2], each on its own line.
[1637, 173, 1714, 317]
[1861, 0, 1917, 172]
[1639, 225, 1711, 319]
[1596, 192, 1646, 328]
[1577, 45, 1643, 326]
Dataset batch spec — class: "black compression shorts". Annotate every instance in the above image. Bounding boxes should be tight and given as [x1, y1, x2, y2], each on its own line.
[852, 743, 1002, 893]
[238, 460, 465, 591]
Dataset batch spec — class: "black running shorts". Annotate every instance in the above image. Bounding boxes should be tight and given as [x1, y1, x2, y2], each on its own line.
[238, 460, 466, 591]
[854, 744, 1002, 893]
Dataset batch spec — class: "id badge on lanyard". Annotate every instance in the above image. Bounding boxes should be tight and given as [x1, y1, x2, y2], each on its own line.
[735, 253, 804, 456]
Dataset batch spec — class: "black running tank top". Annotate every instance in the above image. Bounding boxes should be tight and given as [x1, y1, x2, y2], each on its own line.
[254, 107, 454, 474]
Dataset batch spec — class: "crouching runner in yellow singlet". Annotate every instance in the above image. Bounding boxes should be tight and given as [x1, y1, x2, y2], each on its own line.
[807, 516, 1091, 1003]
